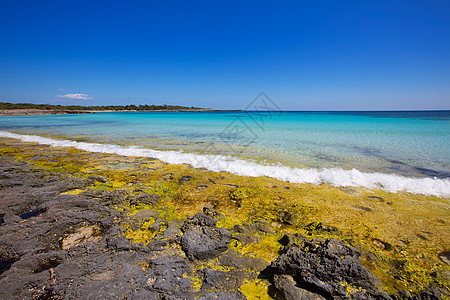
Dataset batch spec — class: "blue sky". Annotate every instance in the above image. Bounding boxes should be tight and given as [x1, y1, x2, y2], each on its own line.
[0, 1, 449, 110]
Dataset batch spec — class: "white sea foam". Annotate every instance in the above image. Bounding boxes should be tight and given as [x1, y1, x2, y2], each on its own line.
[1, 131, 449, 197]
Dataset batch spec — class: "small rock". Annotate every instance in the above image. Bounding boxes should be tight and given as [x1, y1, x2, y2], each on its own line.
[181, 213, 217, 232]
[438, 251, 450, 265]
[368, 196, 385, 202]
[162, 173, 173, 180]
[278, 210, 297, 225]
[129, 193, 160, 206]
[87, 175, 108, 183]
[181, 227, 231, 260]
[279, 233, 307, 247]
[148, 218, 163, 232]
[352, 205, 372, 212]
[177, 176, 191, 185]
[372, 239, 393, 251]
[163, 221, 182, 239]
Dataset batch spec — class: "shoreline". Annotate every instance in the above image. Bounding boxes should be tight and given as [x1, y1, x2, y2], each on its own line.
[0, 137, 448, 298]
[1, 130, 449, 197]
[0, 108, 242, 116]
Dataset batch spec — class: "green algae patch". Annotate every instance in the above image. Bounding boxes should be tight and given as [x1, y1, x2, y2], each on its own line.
[1, 137, 449, 297]
[123, 219, 157, 245]
[230, 235, 282, 263]
[239, 279, 272, 300]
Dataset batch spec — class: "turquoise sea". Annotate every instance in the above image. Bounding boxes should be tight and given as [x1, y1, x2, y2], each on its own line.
[1, 111, 449, 196]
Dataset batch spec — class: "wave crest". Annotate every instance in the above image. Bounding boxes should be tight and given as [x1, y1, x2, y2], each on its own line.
[1, 131, 449, 197]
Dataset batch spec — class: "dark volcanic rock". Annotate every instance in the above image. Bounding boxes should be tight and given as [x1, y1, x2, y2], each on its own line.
[270, 238, 390, 299]
[147, 256, 193, 295]
[182, 212, 217, 232]
[274, 274, 326, 300]
[99, 188, 132, 205]
[178, 175, 192, 185]
[181, 226, 232, 260]
[202, 268, 256, 292]
[278, 210, 298, 225]
[0, 157, 175, 299]
[412, 284, 447, 300]
[128, 192, 160, 206]
[88, 174, 108, 183]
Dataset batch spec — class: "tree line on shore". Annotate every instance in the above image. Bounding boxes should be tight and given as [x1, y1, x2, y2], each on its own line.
[0, 102, 203, 111]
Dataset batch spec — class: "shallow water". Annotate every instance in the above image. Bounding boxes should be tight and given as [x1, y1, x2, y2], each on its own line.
[1, 111, 449, 196]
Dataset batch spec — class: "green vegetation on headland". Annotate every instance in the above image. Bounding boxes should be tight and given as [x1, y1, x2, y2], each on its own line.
[0, 137, 448, 299]
[0, 101, 207, 111]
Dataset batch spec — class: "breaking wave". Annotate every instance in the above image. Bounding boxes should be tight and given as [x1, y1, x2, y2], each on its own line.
[1, 131, 449, 197]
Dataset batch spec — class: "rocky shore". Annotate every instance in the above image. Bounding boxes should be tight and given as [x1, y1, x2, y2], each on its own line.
[0, 140, 448, 299]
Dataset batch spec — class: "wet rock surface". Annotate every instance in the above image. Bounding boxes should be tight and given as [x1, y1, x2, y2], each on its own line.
[269, 234, 448, 300]
[0, 157, 161, 299]
[181, 213, 232, 260]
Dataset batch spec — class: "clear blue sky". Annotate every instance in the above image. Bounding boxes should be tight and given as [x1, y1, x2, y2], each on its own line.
[1, 0, 449, 110]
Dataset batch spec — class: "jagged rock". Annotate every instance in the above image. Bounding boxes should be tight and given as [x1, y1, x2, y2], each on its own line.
[278, 210, 298, 225]
[254, 220, 274, 234]
[270, 238, 389, 299]
[128, 192, 160, 206]
[147, 256, 192, 295]
[181, 227, 232, 260]
[412, 284, 447, 300]
[178, 175, 192, 184]
[279, 233, 308, 247]
[162, 173, 173, 180]
[303, 222, 340, 235]
[181, 212, 217, 232]
[0, 157, 163, 299]
[163, 220, 182, 239]
[87, 175, 108, 183]
[274, 274, 326, 300]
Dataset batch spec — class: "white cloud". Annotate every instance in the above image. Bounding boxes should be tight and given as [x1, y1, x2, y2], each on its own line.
[57, 88, 66, 91]
[57, 93, 93, 100]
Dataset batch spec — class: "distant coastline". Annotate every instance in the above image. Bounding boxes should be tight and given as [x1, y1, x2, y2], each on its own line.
[0, 102, 241, 116]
